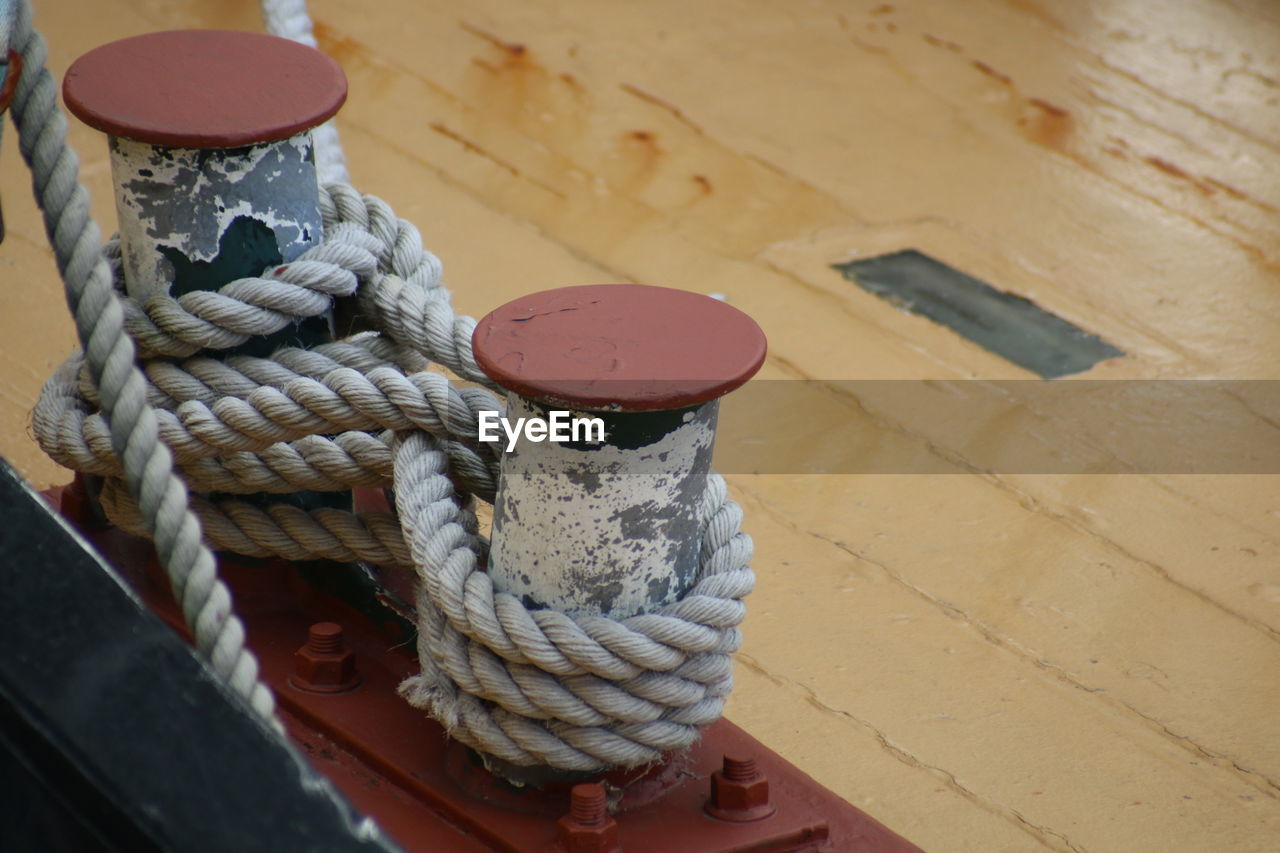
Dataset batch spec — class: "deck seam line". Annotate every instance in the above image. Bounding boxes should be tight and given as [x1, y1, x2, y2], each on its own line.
[736, 484, 1280, 801]
[736, 652, 1083, 853]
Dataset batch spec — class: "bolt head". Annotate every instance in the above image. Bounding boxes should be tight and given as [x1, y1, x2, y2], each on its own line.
[291, 644, 360, 693]
[555, 814, 620, 853]
[706, 771, 776, 822]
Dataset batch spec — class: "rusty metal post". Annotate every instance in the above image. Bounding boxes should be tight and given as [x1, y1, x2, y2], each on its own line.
[62, 29, 347, 357]
[472, 284, 766, 618]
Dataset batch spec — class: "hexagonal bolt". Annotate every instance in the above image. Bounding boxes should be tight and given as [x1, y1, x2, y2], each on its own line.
[556, 783, 621, 853]
[290, 622, 361, 694]
[705, 754, 776, 822]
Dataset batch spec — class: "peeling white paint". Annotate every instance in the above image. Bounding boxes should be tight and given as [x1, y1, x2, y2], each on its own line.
[488, 394, 718, 618]
[109, 133, 322, 300]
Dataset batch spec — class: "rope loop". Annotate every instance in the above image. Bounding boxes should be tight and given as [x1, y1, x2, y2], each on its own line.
[33, 182, 755, 771]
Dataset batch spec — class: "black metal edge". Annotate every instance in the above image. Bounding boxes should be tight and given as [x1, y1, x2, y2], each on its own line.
[0, 458, 405, 853]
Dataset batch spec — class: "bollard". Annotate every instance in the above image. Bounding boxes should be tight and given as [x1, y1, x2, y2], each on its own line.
[472, 284, 766, 619]
[62, 29, 347, 357]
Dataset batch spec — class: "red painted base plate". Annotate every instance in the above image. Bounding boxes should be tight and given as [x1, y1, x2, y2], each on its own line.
[47, 484, 921, 853]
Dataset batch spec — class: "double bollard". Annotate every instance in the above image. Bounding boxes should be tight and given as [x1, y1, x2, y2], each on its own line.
[63, 29, 765, 790]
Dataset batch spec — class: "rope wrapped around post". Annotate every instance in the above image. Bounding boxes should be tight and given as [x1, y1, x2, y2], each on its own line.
[33, 183, 756, 771]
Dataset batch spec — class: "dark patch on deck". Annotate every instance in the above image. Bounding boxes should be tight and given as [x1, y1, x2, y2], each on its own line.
[835, 249, 1122, 378]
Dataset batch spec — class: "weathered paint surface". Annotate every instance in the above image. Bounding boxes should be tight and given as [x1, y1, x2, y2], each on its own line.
[62, 28, 344, 356]
[475, 284, 761, 616]
[488, 394, 717, 617]
[110, 134, 323, 303]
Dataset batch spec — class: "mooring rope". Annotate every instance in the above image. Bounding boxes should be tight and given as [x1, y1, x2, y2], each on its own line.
[6, 0, 280, 729]
[20, 1, 754, 771]
[32, 182, 756, 770]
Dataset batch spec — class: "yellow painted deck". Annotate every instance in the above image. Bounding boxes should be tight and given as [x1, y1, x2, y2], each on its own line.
[3, 1, 1278, 850]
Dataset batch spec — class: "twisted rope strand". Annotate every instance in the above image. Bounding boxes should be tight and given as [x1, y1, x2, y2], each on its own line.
[10, 0, 279, 728]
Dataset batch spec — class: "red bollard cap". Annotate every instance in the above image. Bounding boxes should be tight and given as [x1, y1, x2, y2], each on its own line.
[63, 29, 347, 148]
[472, 284, 767, 411]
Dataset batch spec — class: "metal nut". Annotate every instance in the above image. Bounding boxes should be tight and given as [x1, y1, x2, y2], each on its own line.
[290, 622, 361, 693]
[556, 783, 621, 853]
[705, 755, 776, 822]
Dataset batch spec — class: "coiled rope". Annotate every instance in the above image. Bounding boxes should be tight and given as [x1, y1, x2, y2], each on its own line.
[22, 1, 755, 771]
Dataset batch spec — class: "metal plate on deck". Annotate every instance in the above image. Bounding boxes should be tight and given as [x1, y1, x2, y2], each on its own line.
[836, 249, 1122, 378]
